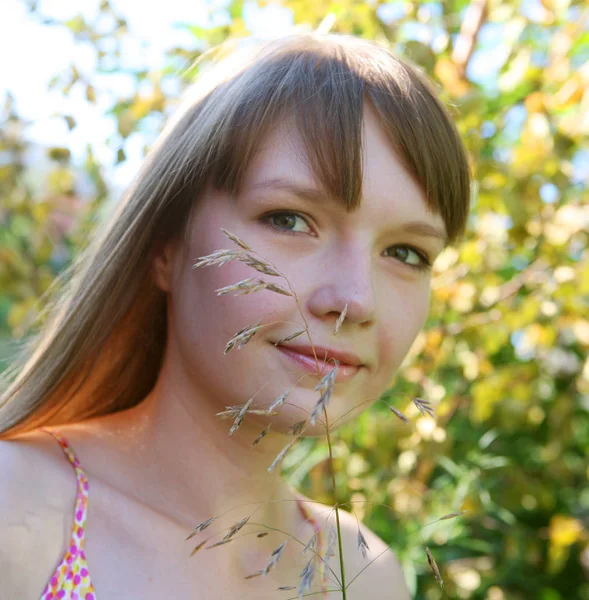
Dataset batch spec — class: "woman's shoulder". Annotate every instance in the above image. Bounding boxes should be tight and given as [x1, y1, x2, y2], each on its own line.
[0, 427, 78, 502]
[0, 428, 79, 597]
[299, 495, 411, 599]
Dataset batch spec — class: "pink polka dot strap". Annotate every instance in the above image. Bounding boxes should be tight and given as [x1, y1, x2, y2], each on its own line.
[39, 427, 96, 600]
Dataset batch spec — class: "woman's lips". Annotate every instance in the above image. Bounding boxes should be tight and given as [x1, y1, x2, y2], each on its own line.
[275, 345, 361, 382]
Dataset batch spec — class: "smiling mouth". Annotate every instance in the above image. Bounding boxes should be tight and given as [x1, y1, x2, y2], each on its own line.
[274, 345, 361, 382]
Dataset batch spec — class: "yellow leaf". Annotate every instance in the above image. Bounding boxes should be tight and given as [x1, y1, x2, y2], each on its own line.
[549, 515, 584, 548]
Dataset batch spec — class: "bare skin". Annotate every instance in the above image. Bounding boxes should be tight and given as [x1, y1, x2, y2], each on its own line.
[4, 104, 437, 598]
[7, 423, 407, 599]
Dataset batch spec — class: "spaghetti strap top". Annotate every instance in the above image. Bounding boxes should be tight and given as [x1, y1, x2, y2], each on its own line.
[39, 427, 95, 600]
[39, 427, 330, 599]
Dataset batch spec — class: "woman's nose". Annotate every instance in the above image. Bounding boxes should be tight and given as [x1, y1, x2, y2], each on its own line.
[306, 248, 377, 326]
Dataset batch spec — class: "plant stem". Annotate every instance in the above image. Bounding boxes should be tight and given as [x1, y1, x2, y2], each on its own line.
[323, 406, 347, 599]
[234, 245, 347, 596]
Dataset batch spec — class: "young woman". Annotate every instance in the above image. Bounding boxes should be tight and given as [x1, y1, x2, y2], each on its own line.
[0, 32, 471, 599]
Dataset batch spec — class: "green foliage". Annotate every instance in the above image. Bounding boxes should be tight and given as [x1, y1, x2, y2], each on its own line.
[2, 0, 588, 598]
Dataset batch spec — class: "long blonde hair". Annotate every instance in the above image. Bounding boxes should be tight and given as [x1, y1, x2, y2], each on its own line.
[0, 32, 472, 439]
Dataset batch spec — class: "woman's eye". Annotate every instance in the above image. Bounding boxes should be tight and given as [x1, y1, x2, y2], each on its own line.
[261, 211, 431, 273]
[385, 246, 432, 272]
[262, 211, 312, 235]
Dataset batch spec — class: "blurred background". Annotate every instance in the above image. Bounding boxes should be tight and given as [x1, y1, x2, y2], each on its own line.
[1, 0, 588, 598]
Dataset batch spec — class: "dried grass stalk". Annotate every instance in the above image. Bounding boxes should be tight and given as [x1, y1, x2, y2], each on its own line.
[222, 516, 250, 542]
[263, 282, 292, 296]
[252, 424, 271, 447]
[244, 570, 263, 580]
[310, 363, 339, 425]
[217, 406, 273, 419]
[326, 525, 337, 558]
[268, 439, 296, 472]
[387, 404, 409, 424]
[221, 228, 253, 251]
[216, 277, 292, 297]
[238, 253, 281, 277]
[413, 397, 435, 418]
[357, 529, 370, 559]
[189, 538, 209, 556]
[298, 558, 316, 599]
[193, 249, 245, 269]
[225, 320, 264, 354]
[267, 387, 294, 413]
[262, 540, 288, 575]
[207, 538, 234, 549]
[425, 546, 444, 588]
[229, 398, 253, 435]
[302, 532, 317, 555]
[439, 511, 467, 521]
[274, 330, 306, 345]
[186, 516, 217, 541]
[333, 303, 348, 336]
[315, 363, 339, 394]
[289, 420, 307, 436]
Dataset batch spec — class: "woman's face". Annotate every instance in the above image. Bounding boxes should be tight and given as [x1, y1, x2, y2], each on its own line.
[153, 105, 447, 437]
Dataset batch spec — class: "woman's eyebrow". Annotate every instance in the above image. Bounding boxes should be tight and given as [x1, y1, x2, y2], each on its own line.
[249, 177, 448, 244]
[249, 178, 327, 204]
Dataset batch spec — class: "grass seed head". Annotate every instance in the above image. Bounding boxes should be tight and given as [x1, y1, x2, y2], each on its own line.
[189, 538, 209, 556]
[224, 320, 264, 354]
[222, 516, 250, 541]
[268, 439, 296, 472]
[413, 396, 435, 418]
[357, 529, 370, 559]
[251, 424, 272, 447]
[186, 516, 217, 540]
[193, 249, 244, 269]
[239, 253, 281, 277]
[388, 404, 409, 424]
[274, 330, 306, 346]
[221, 228, 253, 251]
[333, 303, 348, 336]
[289, 420, 307, 436]
[229, 398, 253, 435]
[262, 540, 288, 575]
[425, 546, 444, 588]
[267, 387, 294, 413]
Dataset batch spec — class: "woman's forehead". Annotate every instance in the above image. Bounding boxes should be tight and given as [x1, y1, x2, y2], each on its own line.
[240, 109, 438, 224]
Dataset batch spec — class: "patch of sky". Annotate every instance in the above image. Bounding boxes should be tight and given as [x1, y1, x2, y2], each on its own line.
[571, 149, 589, 186]
[493, 148, 511, 163]
[569, 237, 585, 262]
[466, 23, 510, 91]
[521, 22, 551, 49]
[540, 183, 559, 204]
[566, 4, 584, 21]
[159, 75, 182, 99]
[530, 50, 549, 68]
[209, 8, 232, 27]
[416, 2, 443, 24]
[511, 255, 529, 271]
[242, 1, 294, 37]
[376, 2, 406, 24]
[430, 25, 450, 53]
[481, 121, 497, 139]
[37, 0, 100, 21]
[519, 0, 549, 23]
[426, 2, 443, 19]
[501, 105, 528, 144]
[511, 330, 535, 362]
[398, 21, 433, 44]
